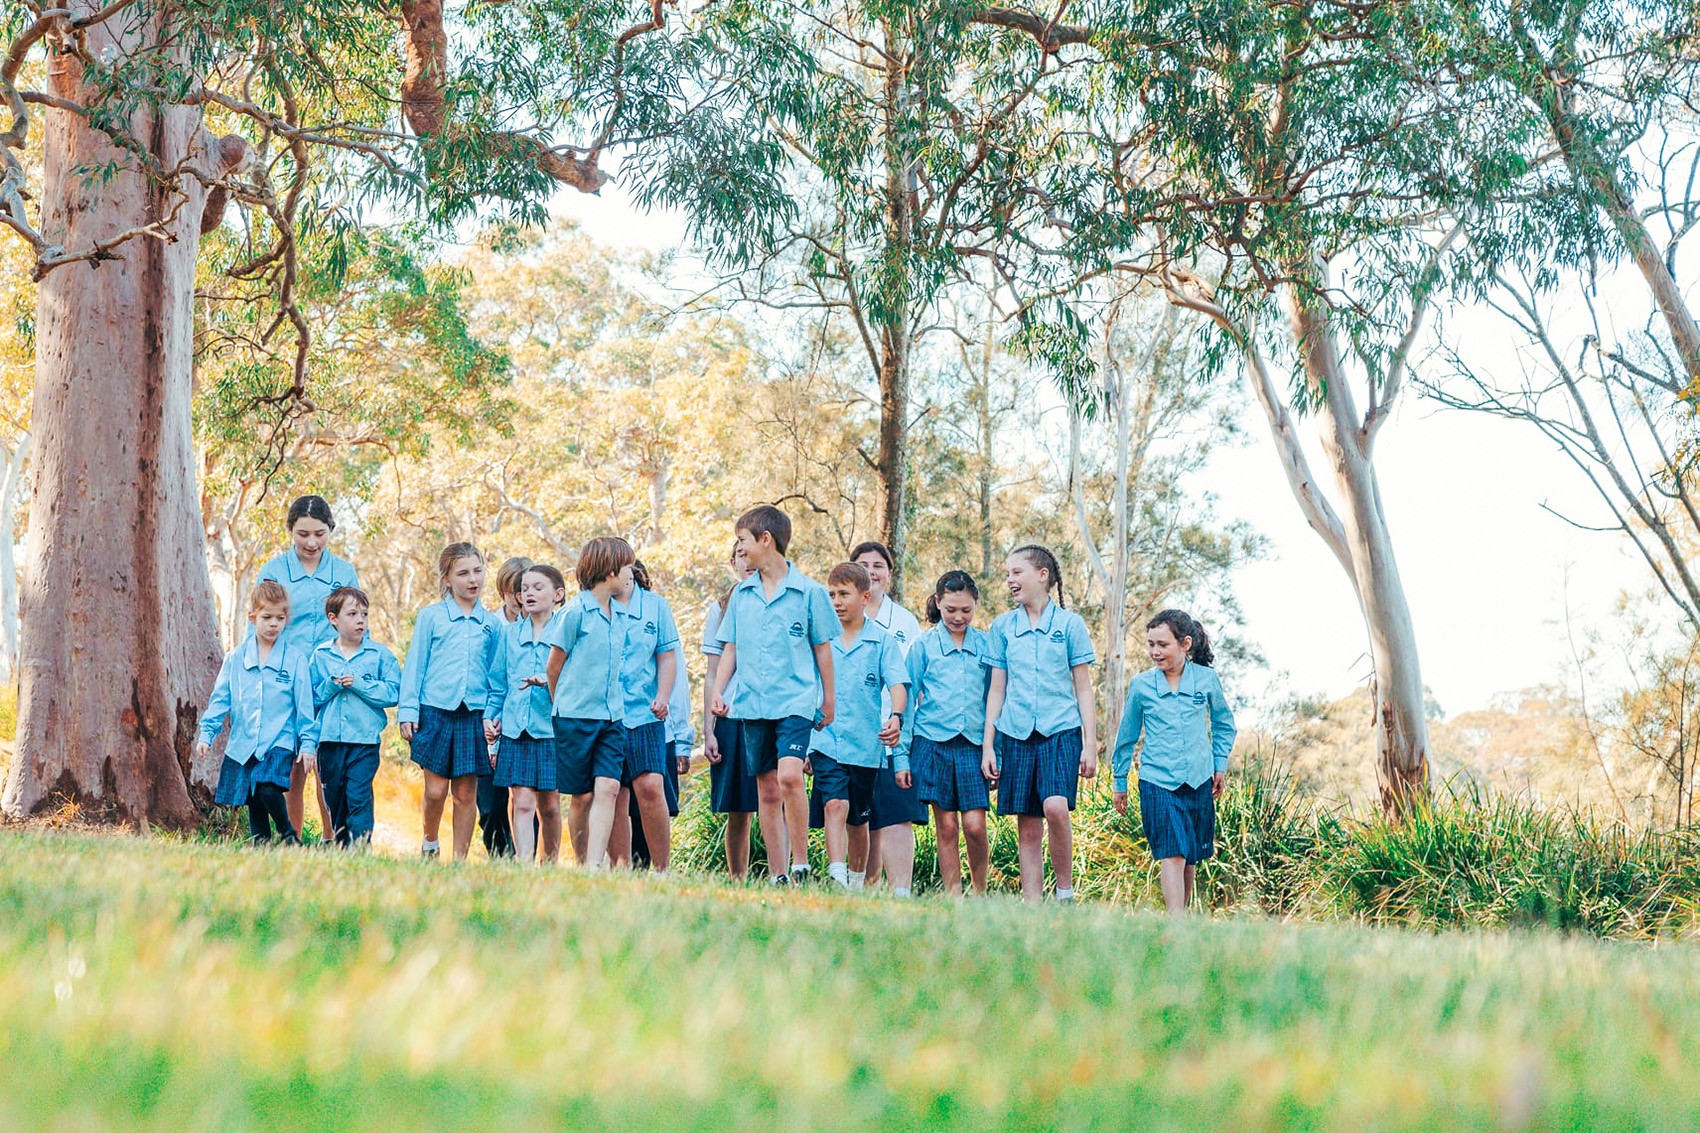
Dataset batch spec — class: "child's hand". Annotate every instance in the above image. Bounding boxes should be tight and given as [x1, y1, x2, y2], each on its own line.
[895, 770, 912, 789]
[1080, 749, 1099, 779]
[299, 752, 317, 776]
[802, 755, 812, 776]
[816, 700, 834, 730]
[704, 729, 722, 764]
[1113, 790, 1129, 815]
[981, 748, 999, 782]
[676, 755, 691, 776]
[650, 697, 669, 720]
[519, 675, 548, 688]
[483, 719, 500, 742]
[711, 695, 729, 718]
[400, 721, 416, 741]
[195, 741, 211, 761]
[877, 714, 901, 745]
[1212, 770, 1226, 799]
[335, 673, 355, 688]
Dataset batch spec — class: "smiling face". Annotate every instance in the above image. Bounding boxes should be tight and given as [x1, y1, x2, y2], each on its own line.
[1146, 622, 1191, 674]
[327, 599, 368, 645]
[853, 550, 892, 603]
[251, 602, 289, 645]
[828, 580, 870, 626]
[936, 588, 977, 635]
[1004, 553, 1050, 608]
[444, 555, 485, 605]
[519, 570, 564, 617]
[289, 517, 330, 564]
[730, 546, 756, 581]
[735, 527, 781, 572]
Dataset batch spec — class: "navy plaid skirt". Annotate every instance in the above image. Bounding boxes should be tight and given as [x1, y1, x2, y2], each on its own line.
[993, 728, 1082, 817]
[914, 734, 991, 812]
[494, 733, 559, 791]
[410, 704, 489, 780]
[620, 721, 670, 786]
[1139, 778, 1216, 864]
[214, 745, 295, 806]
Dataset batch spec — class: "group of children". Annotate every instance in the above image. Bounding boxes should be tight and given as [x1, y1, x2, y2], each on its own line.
[198, 497, 1237, 910]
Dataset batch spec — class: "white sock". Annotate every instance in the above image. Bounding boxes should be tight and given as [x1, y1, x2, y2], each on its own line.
[828, 862, 849, 887]
[422, 838, 440, 852]
[892, 887, 911, 899]
[848, 870, 866, 891]
[1055, 887, 1075, 902]
[791, 863, 811, 876]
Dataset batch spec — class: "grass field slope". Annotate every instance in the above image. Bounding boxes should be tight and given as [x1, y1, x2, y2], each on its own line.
[1, 832, 1699, 1130]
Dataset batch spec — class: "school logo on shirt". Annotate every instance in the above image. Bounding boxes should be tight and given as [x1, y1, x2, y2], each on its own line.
[863, 672, 879, 687]
[895, 630, 908, 642]
[1193, 692, 1208, 706]
[644, 621, 657, 635]
[272, 669, 293, 685]
[789, 621, 805, 638]
[1050, 630, 1066, 643]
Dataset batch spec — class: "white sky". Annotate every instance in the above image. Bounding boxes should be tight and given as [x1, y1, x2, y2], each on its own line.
[550, 185, 1657, 720]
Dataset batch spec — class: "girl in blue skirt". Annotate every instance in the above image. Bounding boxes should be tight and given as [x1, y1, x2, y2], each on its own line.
[982, 544, 1097, 904]
[907, 570, 993, 896]
[1111, 609, 1237, 914]
[488, 564, 568, 864]
[197, 581, 319, 845]
[399, 542, 502, 861]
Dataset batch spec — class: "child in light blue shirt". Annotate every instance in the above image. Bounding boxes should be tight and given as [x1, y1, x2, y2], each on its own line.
[1111, 609, 1237, 915]
[487, 564, 568, 864]
[309, 585, 399, 849]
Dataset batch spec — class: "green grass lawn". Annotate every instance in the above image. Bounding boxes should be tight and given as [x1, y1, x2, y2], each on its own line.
[1, 829, 1698, 1130]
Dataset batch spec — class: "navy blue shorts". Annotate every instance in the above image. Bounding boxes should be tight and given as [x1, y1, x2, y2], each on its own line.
[494, 733, 559, 791]
[709, 716, 759, 814]
[741, 716, 813, 777]
[1140, 778, 1216, 864]
[870, 763, 928, 829]
[409, 705, 489, 780]
[317, 741, 380, 847]
[620, 721, 670, 786]
[913, 734, 990, 812]
[214, 745, 295, 806]
[809, 753, 878, 826]
[993, 728, 1082, 817]
[553, 717, 623, 795]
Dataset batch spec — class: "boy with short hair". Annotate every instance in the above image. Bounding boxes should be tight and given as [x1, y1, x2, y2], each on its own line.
[709, 505, 837, 885]
[309, 586, 401, 848]
[809, 563, 909, 892]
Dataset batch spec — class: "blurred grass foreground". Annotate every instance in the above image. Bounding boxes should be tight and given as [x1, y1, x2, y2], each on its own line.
[4, 827, 1700, 1130]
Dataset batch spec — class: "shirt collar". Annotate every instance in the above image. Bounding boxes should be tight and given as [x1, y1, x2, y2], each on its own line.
[735, 562, 805, 597]
[241, 637, 286, 671]
[314, 638, 374, 660]
[835, 620, 885, 655]
[1149, 661, 1195, 696]
[936, 626, 982, 656]
[1011, 601, 1059, 636]
[285, 548, 336, 583]
[440, 597, 487, 622]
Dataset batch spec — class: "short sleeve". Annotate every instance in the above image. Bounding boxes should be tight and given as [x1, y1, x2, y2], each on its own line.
[654, 597, 680, 654]
[1067, 613, 1096, 667]
[701, 601, 725, 656]
[984, 620, 1008, 671]
[551, 605, 581, 653]
[715, 593, 738, 645]
[882, 640, 909, 690]
[808, 585, 836, 646]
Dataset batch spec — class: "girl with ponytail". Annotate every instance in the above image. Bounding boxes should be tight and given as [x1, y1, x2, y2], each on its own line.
[1109, 608, 1237, 915]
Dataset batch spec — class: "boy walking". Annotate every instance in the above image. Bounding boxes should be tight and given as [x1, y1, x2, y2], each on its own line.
[709, 505, 837, 885]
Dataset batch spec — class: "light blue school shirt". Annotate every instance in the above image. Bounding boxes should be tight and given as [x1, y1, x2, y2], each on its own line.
[309, 638, 400, 745]
[716, 563, 837, 721]
[199, 638, 319, 763]
[809, 621, 911, 772]
[487, 615, 559, 740]
[549, 591, 627, 721]
[615, 589, 682, 729]
[1111, 663, 1237, 792]
[397, 599, 502, 724]
[666, 643, 695, 749]
[985, 602, 1096, 739]
[701, 599, 742, 707]
[907, 625, 992, 743]
[256, 549, 360, 656]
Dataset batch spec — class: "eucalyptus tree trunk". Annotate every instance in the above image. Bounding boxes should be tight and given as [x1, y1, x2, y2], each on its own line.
[874, 21, 913, 592]
[0, 431, 27, 682]
[3, 7, 238, 826]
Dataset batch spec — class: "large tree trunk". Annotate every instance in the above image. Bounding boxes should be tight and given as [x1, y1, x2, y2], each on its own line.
[2, 12, 224, 827]
[874, 22, 912, 595]
[1282, 283, 1431, 814]
[0, 432, 28, 682]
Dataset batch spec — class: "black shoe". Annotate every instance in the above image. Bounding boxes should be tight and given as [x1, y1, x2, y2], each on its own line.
[422, 844, 441, 859]
[769, 872, 790, 887]
[790, 865, 813, 885]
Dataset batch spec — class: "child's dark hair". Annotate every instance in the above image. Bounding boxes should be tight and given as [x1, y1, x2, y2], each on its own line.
[1148, 609, 1214, 667]
[1011, 543, 1065, 607]
[736, 505, 792, 556]
[849, 540, 895, 572]
[522, 564, 568, 604]
[286, 495, 335, 531]
[577, 537, 635, 590]
[631, 559, 653, 591]
[925, 570, 979, 624]
[826, 562, 871, 592]
[324, 586, 369, 618]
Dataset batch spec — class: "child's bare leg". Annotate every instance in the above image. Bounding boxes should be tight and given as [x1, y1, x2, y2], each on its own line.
[755, 770, 786, 878]
[287, 761, 307, 835]
[568, 793, 592, 864]
[1042, 796, 1073, 893]
[449, 774, 477, 860]
[632, 773, 672, 873]
[880, 823, 916, 895]
[1158, 857, 1189, 914]
[725, 812, 753, 880]
[933, 807, 963, 896]
[776, 756, 809, 870]
[962, 808, 990, 896]
[1015, 815, 1045, 904]
[609, 787, 633, 869]
[1185, 863, 1197, 908]
[510, 787, 538, 862]
[847, 823, 869, 873]
[537, 790, 563, 863]
[824, 800, 850, 866]
[421, 770, 450, 845]
[585, 777, 622, 867]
